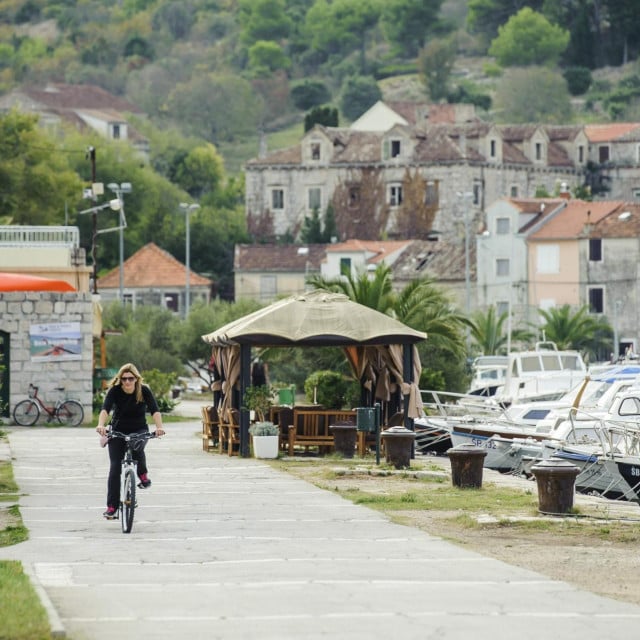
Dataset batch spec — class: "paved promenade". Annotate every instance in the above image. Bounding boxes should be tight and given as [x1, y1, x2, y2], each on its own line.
[2, 417, 640, 640]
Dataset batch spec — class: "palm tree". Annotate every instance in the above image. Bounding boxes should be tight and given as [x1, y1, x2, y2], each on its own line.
[537, 304, 612, 362]
[469, 306, 533, 356]
[307, 264, 470, 391]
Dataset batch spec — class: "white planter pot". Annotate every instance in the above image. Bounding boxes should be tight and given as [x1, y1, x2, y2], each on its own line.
[252, 435, 279, 459]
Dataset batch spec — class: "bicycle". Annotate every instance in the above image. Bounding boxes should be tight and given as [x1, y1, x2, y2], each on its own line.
[13, 383, 84, 427]
[107, 430, 157, 534]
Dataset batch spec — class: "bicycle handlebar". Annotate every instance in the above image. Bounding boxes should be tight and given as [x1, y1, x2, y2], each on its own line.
[108, 430, 159, 441]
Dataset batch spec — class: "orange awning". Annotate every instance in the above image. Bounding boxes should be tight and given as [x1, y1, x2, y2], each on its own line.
[0, 272, 76, 292]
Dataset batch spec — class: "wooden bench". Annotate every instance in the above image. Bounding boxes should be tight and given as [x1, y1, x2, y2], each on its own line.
[287, 409, 356, 455]
[219, 408, 240, 456]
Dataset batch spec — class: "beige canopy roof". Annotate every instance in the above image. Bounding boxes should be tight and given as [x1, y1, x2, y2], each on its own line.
[202, 290, 427, 347]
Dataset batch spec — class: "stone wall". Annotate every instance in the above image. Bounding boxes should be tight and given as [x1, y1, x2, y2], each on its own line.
[0, 290, 94, 424]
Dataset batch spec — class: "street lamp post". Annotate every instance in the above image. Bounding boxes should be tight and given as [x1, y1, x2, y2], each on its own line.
[457, 191, 474, 347]
[107, 182, 132, 303]
[179, 203, 200, 317]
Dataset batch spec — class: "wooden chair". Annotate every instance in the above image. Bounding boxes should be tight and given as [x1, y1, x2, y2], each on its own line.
[201, 406, 219, 452]
[287, 409, 356, 455]
[219, 408, 240, 456]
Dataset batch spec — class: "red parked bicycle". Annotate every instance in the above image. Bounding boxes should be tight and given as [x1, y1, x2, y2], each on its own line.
[13, 383, 84, 427]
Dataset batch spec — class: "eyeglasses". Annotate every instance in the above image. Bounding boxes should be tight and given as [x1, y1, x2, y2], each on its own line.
[121, 376, 136, 382]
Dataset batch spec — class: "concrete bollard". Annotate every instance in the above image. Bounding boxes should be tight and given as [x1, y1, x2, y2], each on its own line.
[447, 443, 487, 488]
[531, 459, 580, 514]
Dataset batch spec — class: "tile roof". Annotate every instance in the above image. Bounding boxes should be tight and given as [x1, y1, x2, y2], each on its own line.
[325, 239, 412, 263]
[234, 243, 326, 271]
[24, 83, 142, 113]
[590, 203, 640, 238]
[97, 242, 213, 289]
[585, 123, 640, 143]
[528, 200, 625, 239]
[392, 239, 473, 282]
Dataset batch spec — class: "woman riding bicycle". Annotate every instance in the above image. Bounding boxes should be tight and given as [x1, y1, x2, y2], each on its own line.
[95, 363, 165, 520]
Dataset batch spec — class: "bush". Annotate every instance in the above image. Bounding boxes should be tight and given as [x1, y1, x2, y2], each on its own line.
[291, 80, 331, 111]
[142, 368, 178, 414]
[563, 66, 592, 96]
[249, 421, 279, 436]
[340, 75, 381, 121]
[304, 370, 355, 409]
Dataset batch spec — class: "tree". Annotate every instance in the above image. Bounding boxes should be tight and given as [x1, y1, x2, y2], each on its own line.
[494, 67, 572, 124]
[300, 208, 323, 243]
[304, 106, 338, 132]
[172, 144, 225, 199]
[488, 8, 570, 67]
[469, 306, 532, 356]
[291, 80, 331, 111]
[248, 40, 291, 75]
[418, 36, 457, 102]
[238, 0, 292, 45]
[340, 75, 381, 122]
[468, 0, 544, 49]
[537, 304, 612, 363]
[381, 0, 448, 58]
[303, 0, 381, 73]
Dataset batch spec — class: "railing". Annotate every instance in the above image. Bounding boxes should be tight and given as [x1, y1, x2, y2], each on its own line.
[0, 226, 80, 248]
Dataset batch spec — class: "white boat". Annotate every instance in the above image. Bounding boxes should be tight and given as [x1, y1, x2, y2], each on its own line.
[493, 341, 588, 406]
[467, 355, 508, 397]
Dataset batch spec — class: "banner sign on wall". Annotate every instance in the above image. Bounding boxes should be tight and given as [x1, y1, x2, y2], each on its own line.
[29, 322, 82, 362]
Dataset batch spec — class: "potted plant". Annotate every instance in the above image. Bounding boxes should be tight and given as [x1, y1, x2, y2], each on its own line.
[249, 421, 280, 459]
[242, 384, 273, 422]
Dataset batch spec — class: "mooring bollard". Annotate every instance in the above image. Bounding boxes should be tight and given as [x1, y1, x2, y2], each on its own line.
[380, 425, 416, 469]
[447, 443, 487, 488]
[330, 422, 357, 458]
[531, 458, 580, 514]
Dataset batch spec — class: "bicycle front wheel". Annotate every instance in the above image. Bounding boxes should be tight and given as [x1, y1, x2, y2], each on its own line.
[121, 468, 136, 534]
[13, 400, 40, 426]
[56, 400, 84, 426]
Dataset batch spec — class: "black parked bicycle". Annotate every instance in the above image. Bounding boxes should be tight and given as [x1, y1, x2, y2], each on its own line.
[13, 384, 84, 427]
[108, 430, 157, 533]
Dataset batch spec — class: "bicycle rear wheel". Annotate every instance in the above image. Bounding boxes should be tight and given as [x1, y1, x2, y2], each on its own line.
[13, 400, 40, 426]
[56, 400, 84, 426]
[121, 468, 136, 534]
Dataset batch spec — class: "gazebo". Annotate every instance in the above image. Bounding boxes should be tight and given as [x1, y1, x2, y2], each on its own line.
[201, 290, 427, 457]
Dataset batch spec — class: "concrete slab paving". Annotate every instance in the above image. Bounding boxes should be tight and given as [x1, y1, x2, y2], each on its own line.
[2, 420, 640, 640]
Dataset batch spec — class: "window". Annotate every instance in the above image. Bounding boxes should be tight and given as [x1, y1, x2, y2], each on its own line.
[490, 139, 497, 158]
[637, 144, 640, 164]
[496, 217, 510, 234]
[349, 186, 360, 207]
[260, 275, 277, 300]
[633, 188, 640, 201]
[510, 185, 519, 197]
[496, 258, 510, 277]
[389, 184, 403, 206]
[340, 257, 351, 276]
[308, 187, 321, 210]
[164, 293, 178, 312]
[310, 142, 321, 160]
[425, 181, 438, 206]
[271, 189, 284, 210]
[112, 124, 121, 140]
[599, 145, 610, 163]
[589, 238, 602, 262]
[390, 139, 401, 158]
[473, 183, 481, 206]
[496, 300, 509, 316]
[535, 142, 542, 160]
[588, 286, 604, 313]
[536, 244, 559, 274]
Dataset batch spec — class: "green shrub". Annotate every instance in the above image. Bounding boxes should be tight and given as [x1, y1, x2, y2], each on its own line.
[142, 368, 178, 413]
[304, 370, 354, 409]
[291, 80, 331, 111]
[563, 66, 592, 96]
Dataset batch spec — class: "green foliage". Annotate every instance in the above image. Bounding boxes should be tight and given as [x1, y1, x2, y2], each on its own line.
[242, 385, 274, 422]
[563, 66, 592, 96]
[248, 40, 291, 75]
[381, 0, 448, 58]
[291, 80, 331, 111]
[447, 80, 492, 111]
[340, 75, 381, 121]
[141, 368, 178, 413]
[488, 8, 570, 67]
[304, 370, 354, 410]
[304, 105, 339, 132]
[239, 0, 292, 46]
[536, 304, 612, 363]
[418, 36, 457, 101]
[494, 66, 572, 124]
